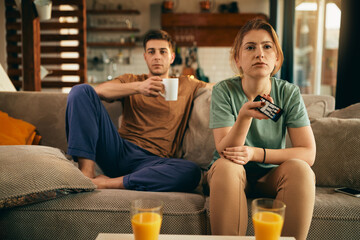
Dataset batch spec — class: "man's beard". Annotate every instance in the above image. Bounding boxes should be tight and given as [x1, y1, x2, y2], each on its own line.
[150, 68, 167, 76]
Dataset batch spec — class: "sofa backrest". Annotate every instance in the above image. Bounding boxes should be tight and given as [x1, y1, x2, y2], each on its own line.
[0, 91, 122, 154]
[3, 89, 359, 188]
[301, 94, 335, 119]
[0, 89, 335, 160]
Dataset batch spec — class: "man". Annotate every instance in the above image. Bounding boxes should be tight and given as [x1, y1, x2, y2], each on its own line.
[66, 30, 208, 192]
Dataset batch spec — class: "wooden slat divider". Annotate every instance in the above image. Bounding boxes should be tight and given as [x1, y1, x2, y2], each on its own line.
[4, 0, 16, 7]
[5, 10, 20, 19]
[41, 34, 83, 41]
[41, 58, 85, 65]
[52, 0, 84, 6]
[51, 10, 83, 18]
[8, 69, 85, 77]
[6, 10, 83, 19]
[7, 45, 83, 53]
[41, 46, 84, 52]
[7, 57, 85, 65]
[21, 0, 41, 91]
[40, 22, 83, 29]
[5, 0, 87, 90]
[7, 22, 83, 30]
[7, 34, 83, 42]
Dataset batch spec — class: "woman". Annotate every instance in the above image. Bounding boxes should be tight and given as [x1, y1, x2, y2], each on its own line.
[207, 19, 316, 240]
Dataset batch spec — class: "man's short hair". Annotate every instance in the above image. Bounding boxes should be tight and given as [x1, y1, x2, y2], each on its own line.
[143, 30, 175, 52]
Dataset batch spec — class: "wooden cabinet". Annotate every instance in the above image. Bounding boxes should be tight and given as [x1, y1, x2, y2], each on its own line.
[161, 13, 268, 46]
[86, 9, 140, 48]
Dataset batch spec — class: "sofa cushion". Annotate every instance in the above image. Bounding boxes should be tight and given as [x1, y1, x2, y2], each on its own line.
[328, 103, 360, 119]
[302, 94, 335, 119]
[0, 145, 96, 209]
[181, 87, 215, 169]
[1, 189, 208, 239]
[311, 118, 360, 188]
[308, 187, 360, 240]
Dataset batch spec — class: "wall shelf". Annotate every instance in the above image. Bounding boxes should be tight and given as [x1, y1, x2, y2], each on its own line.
[87, 42, 136, 47]
[86, 9, 140, 48]
[161, 13, 268, 46]
[86, 9, 140, 15]
[87, 27, 140, 32]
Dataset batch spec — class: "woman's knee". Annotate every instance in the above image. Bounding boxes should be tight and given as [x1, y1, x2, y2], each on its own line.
[207, 158, 246, 184]
[280, 159, 315, 184]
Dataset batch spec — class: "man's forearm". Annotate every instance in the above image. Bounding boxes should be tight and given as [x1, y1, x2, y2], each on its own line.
[95, 81, 141, 101]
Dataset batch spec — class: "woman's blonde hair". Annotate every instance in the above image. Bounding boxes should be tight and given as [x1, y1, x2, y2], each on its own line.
[230, 19, 284, 78]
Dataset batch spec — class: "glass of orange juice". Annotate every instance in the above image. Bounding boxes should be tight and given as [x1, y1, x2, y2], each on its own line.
[252, 198, 286, 240]
[131, 199, 163, 240]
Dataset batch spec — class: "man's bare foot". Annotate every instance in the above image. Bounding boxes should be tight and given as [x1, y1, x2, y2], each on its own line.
[90, 175, 110, 189]
[78, 158, 96, 178]
[94, 174, 110, 180]
[90, 175, 125, 189]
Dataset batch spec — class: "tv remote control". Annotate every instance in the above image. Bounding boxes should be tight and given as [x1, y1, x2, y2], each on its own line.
[253, 95, 283, 122]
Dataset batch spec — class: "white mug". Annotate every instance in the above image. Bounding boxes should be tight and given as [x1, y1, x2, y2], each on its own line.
[34, 0, 52, 21]
[160, 78, 178, 101]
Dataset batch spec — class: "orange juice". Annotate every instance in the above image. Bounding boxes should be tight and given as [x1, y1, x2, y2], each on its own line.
[252, 211, 284, 240]
[131, 212, 162, 240]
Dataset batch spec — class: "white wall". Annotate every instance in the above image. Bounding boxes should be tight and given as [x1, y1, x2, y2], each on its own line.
[86, 0, 270, 83]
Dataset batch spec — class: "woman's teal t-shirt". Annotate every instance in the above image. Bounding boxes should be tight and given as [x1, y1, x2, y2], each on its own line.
[209, 76, 310, 170]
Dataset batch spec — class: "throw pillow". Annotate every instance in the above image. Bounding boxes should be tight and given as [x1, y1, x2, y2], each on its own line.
[311, 118, 360, 188]
[181, 87, 215, 169]
[328, 103, 360, 119]
[0, 145, 96, 209]
[0, 111, 41, 145]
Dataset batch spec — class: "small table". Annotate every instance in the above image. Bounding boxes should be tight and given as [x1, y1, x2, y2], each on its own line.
[96, 233, 295, 240]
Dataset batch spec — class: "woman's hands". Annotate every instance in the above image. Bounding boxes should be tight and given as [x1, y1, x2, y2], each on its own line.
[239, 94, 274, 120]
[220, 94, 274, 165]
[222, 146, 255, 165]
[213, 94, 275, 165]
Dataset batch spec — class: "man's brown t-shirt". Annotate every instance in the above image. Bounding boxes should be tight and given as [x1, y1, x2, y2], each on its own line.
[116, 74, 206, 158]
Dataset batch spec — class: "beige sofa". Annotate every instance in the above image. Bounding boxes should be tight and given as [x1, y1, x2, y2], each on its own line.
[0, 87, 359, 240]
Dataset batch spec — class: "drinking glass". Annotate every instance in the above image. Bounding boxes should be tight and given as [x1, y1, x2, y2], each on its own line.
[252, 198, 286, 240]
[130, 199, 163, 240]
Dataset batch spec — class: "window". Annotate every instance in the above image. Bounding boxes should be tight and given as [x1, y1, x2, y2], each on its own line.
[293, 0, 341, 96]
